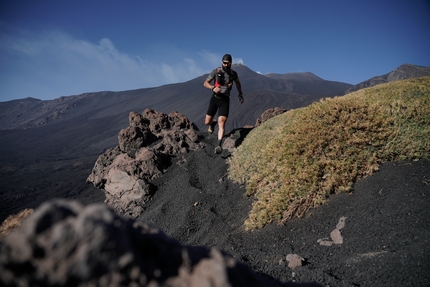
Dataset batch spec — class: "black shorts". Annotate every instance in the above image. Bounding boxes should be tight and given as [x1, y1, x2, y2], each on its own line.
[206, 94, 230, 118]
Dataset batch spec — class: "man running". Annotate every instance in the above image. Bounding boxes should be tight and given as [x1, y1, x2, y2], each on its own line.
[203, 54, 244, 154]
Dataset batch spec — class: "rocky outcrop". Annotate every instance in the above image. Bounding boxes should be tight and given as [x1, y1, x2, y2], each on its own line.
[220, 108, 287, 153]
[87, 108, 205, 218]
[255, 107, 288, 127]
[223, 128, 253, 153]
[0, 200, 321, 287]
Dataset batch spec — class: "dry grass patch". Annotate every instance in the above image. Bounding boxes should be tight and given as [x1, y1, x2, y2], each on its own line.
[0, 209, 33, 238]
[228, 77, 430, 230]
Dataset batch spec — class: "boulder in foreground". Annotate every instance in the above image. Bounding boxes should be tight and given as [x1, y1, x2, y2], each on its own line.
[0, 200, 322, 287]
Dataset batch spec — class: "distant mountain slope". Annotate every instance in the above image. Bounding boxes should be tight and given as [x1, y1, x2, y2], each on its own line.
[346, 64, 430, 93]
[0, 64, 352, 135]
[265, 71, 323, 81]
[0, 97, 42, 126]
[2, 63, 428, 137]
[264, 71, 351, 96]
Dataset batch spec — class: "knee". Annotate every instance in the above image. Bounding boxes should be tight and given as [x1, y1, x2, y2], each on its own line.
[218, 117, 227, 127]
[205, 116, 213, 125]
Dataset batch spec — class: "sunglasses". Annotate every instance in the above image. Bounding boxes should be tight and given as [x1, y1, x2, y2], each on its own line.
[222, 61, 230, 65]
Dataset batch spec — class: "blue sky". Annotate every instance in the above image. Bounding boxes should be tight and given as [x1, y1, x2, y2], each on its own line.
[1, 0, 429, 102]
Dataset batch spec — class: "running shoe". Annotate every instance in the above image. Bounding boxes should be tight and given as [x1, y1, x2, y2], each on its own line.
[208, 121, 216, 134]
[214, 146, 222, 154]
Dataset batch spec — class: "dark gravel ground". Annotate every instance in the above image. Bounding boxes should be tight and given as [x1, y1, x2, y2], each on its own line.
[1, 130, 429, 286]
[138, 133, 430, 287]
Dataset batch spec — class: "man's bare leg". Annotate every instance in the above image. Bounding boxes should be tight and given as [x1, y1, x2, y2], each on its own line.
[214, 116, 227, 153]
[205, 115, 217, 134]
[205, 115, 214, 126]
[217, 116, 227, 142]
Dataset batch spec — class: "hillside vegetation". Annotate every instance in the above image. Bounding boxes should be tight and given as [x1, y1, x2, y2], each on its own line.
[228, 76, 430, 230]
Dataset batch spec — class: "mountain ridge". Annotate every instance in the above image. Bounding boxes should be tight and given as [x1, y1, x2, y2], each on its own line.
[264, 71, 324, 81]
[346, 63, 430, 93]
[0, 64, 351, 134]
[1, 64, 428, 141]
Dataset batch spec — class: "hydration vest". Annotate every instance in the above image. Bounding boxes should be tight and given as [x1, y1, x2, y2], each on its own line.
[214, 67, 235, 89]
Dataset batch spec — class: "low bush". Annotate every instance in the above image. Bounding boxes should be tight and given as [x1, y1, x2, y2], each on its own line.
[228, 77, 430, 230]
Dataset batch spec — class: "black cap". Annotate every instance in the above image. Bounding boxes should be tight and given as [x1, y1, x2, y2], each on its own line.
[222, 54, 232, 62]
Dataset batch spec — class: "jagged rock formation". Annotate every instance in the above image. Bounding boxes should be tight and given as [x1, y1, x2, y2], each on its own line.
[255, 107, 288, 127]
[346, 64, 430, 93]
[0, 199, 321, 287]
[87, 108, 205, 218]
